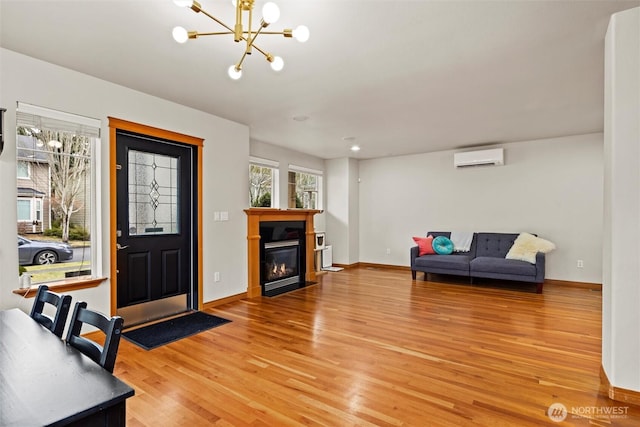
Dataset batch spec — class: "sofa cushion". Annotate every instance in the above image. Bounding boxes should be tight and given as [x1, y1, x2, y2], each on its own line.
[432, 236, 454, 255]
[414, 254, 471, 271]
[475, 233, 519, 258]
[470, 256, 537, 276]
[413, 235, 435, 256]
[505, 232, 555, 264]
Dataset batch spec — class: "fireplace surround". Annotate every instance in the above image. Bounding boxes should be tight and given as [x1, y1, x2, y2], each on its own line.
[245, 209, 321, 298]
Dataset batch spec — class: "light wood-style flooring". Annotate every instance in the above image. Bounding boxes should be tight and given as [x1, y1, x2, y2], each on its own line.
[116, 267, 640, 426]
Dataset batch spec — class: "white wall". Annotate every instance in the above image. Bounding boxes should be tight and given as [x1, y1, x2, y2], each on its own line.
[0, 48, 250, 313]
[358, 134, 604, 282]
[250, 139, 326, 231]
[325, 157, 359, 265]
[603, 7, 640, 392]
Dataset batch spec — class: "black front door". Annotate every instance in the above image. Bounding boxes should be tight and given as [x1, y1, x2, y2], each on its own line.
[115, 130, 194, 325]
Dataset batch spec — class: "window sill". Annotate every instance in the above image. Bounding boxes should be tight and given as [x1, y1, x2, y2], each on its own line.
[12, 276, 107, 298]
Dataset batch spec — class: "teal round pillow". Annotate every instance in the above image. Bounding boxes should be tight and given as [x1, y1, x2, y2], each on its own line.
[432, 236, 454, 255]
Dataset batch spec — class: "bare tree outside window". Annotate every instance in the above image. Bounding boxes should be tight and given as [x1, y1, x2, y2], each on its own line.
[18, 127, 90, 243]
[250, 164, 273, 207]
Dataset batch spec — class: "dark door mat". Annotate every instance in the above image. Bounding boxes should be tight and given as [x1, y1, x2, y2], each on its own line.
[122, 311, 231, 350]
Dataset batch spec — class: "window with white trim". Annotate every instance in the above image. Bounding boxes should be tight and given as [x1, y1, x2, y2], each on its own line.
[288, 165, 323, 210]
[16, 103, 101, 283]
[249, 156, 279, 208]
[17, 161, 30, 179]
[16, 198, 43, 222]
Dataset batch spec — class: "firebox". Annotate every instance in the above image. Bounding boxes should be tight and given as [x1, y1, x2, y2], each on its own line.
[259, 220, 306, 296]
[262, 240, 300, 292]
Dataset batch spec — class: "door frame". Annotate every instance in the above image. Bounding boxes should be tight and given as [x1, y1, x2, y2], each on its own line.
[108, 117, 204, 316]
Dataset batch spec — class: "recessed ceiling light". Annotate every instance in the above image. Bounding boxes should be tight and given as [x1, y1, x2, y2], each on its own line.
[293, 115, 309, 122]
[350, 145, 360, 152]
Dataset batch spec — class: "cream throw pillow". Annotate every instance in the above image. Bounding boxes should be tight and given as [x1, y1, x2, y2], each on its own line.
[505, 232, 555, 264]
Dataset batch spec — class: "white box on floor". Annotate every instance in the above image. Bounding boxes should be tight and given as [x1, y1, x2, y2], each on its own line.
[322, 246, 332, 268]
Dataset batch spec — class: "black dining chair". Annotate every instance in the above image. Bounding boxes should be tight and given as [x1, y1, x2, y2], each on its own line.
[30, 284, 72, 338]
[66, 301, 124, 373]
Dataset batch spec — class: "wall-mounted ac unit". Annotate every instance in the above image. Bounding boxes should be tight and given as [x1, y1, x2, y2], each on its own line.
[454, 148, 504, 168]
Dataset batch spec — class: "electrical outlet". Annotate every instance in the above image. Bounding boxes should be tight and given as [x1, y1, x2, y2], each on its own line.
[577, 260, 584, 268]
[214, 272, 220, 282]
[386, 248, 391, 255]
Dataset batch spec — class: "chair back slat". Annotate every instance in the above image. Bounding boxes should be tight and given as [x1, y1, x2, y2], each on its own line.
[66, 301, 124, 373]
[29, 285, 72, 338]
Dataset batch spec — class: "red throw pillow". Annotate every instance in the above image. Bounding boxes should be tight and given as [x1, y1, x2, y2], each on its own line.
[413, 235, 435, 256]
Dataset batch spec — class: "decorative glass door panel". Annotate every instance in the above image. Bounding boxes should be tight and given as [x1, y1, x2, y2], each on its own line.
[128, 150, 178, 236]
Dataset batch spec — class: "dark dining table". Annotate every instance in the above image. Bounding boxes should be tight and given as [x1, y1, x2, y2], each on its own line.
[0, 308, 134, 426]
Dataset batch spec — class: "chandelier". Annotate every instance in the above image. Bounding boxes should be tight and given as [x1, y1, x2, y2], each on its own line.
[172, 0, 309, 80]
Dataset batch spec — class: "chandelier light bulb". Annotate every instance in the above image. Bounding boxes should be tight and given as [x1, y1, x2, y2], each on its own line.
[172, 26, 189, 43]
[270, 56, 284, 71]
[262, 2, 280, 24]
[292, 25, 310, 43]
[228, 65, 242, 80]
[174, 0, 193, 8]
[231, 0, 237, 7]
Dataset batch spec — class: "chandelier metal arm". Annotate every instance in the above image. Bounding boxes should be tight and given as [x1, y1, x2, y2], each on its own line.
[191, 30, 292, 37]
[235, 23, 269, 71]
[188, 30, 272, 63]
[198, 7, 235, 34]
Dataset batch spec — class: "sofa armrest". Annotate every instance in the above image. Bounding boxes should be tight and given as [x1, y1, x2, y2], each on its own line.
[535, 252, 546, 283]
[410, 245, 420, 268]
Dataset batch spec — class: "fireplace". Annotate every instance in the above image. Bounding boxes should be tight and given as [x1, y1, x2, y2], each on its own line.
[245, 209, 321, 298]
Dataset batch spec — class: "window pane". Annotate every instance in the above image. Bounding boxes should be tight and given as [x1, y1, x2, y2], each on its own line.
[17, 200, 31, 221]
[288, 170, 321, 209]
[16, 106, 98, 284]
[35, 199, 42, 221]
[17, 161, 29, 178]
[249, 164, 273, 207]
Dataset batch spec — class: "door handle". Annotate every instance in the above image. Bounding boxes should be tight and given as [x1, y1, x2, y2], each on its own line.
[116, 243, 129, 250]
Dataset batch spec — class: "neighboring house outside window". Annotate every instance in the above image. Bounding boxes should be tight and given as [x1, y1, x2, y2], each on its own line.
[288, 165, 323, 210]
[17, 191, 46, 234]
[17, 150, 50, 234]
[249, 156, 279, 208]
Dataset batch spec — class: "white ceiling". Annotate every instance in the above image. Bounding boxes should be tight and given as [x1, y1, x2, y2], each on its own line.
[1, 0, 638, 160]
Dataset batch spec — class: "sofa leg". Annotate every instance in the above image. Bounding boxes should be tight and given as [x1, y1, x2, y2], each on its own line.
[411, 270, 416, 280]
[424, 272, 429, 281]
[536, 283, 543, 294]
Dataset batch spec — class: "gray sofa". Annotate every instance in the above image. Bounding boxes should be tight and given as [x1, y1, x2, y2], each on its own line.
[410, 231, 546, 293]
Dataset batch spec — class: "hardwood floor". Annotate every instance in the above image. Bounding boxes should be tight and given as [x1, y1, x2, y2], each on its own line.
[116, 267, 640, 426]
